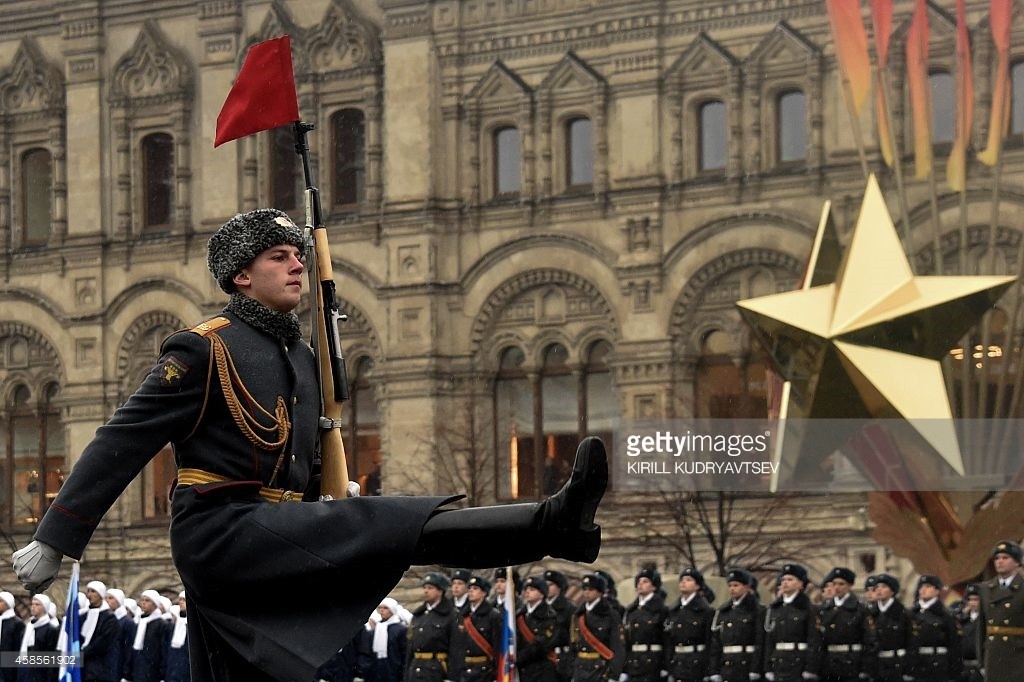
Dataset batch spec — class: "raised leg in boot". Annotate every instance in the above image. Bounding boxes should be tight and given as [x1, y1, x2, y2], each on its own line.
[414, 436, 608, 567]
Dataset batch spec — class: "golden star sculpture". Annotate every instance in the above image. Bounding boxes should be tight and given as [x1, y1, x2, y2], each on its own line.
[737, 176, 1015, 491]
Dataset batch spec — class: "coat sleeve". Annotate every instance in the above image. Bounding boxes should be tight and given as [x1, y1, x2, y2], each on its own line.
[34, 331, 210, 558]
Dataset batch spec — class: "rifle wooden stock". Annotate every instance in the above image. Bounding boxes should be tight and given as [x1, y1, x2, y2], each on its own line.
[313, 224, 351, 499]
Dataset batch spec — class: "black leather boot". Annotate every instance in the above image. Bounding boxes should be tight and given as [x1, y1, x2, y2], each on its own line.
[414, 437, 607, 567]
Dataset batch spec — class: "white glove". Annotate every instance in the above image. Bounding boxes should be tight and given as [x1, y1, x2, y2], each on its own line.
[619, 675, 629, 682]
[858, 674, 868, 680]
[12, 540, 63, 592]
[765, 674, 775, 682]
[749, 674, 760, 681]
[659, 672, 668, 679]
[708, 676, 723, 682]
[802, 673, 819, 681]
[347, 481, 361, 498]
[901, 676, 914, 682]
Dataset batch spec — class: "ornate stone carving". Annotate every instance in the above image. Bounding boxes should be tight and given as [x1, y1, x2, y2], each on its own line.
[110, 21, 192, 105]
[0, 39, 64, 115]
[306, 0, 381, 73]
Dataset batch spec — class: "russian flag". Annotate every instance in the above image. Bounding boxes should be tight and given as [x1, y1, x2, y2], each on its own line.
[497, 567, 518, 682]
[59, 561, 82, 682]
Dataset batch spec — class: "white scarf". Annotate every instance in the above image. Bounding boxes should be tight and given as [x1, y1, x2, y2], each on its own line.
[20, 615, 51, 654]
[133, 612, 161, 651]
[373, 615, 400, 658]
[82, 602, 110, 647]
[877, 598, 894, 613]
[170, 615, 188, 649]
[114, 605, 127, 619]
[0, 611, 14, 622]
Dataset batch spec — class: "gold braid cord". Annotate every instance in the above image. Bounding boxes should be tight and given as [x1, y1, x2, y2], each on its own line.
[208, 333, 291, 451]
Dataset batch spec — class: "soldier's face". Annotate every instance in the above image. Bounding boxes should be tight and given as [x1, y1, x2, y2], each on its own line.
[105, 594, 120, 611]
[468, 586, 487, 605]
[831, 578, 851, 598]
[918, 584, 939, 601]
[966, 595, 980, 612]
[994, 553, 1021, 576]
[451, 580, 467, 598]
[422, 585, 443, 604]
[636, 577, 655, 596]
[679, 576, 698, 595]
[378, 605, 394, 620]
[85, 588, 103, 608]
[494, 578, 506, 593]
[234, 244, 305, 313]
[139, 596, 158, 615]
[524, 586, 544, 605]
[547, 582, 560, 599]
[874, 584, 894, 602]
[779, 575, 801, 596]
[30, 599, 45, 618]
[582, 587, 600, 602]
[727, 581, 748, 600]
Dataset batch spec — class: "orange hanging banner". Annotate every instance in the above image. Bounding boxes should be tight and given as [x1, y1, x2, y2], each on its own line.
[826, 0, 872, 114]
[946, 0, 974, 191]
[906, 0, 932, 179]
[979, 0, 1013, 166]
[870, 0, 895, 167]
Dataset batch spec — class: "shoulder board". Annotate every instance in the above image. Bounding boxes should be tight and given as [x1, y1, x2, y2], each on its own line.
[188, 316, 232, 337]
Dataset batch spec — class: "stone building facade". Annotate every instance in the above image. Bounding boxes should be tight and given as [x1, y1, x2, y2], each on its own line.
[2, 0, 1019, 597]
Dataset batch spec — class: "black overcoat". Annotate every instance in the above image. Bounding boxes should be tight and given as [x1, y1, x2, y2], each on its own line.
[80, 608, 119, 682]
[663, 594, 713, 682]
[515, 602, 560, 682]
[763, 592, 821, 682]
[622, 594, 668, 681]
[0, 616, 26, 682]
[32, 311, 449, 681]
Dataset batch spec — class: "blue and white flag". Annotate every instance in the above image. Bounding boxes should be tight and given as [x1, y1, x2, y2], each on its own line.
[498, 567, 518, 682]
[59, 561, 81, 682]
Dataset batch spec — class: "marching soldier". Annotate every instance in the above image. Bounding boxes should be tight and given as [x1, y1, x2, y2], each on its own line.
[908, 575, 961, 682]
[862, 576, 878, 609]
[571, 573, 625, 682]
[406, 573, 455, 682]
[517, 575, 562, 682]
[493, 567, 521, 616]
[664, 567, 714, 682]
[623, 566, 669, 682]
[980, 539, 1024, 681]
[763, 563, 821, 682]
[869, 574, 911, 682]
[708, 568, 764, 682]
[817, 567, 874, 682]
[958, 584, 982, 682]
[451, 576, 502, 682]
[0, 592, 23, 682]
[544, 569, 574, 682]
[597, 570, 626, 620]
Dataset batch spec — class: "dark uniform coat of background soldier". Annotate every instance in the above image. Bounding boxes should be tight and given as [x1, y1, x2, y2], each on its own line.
[867, 574, 912, 682]
[406, 574, 455, 682]
[817, 567, 875, 682]
[571, 573, 625, 682]
[763, 564, 821, 682]
[979, 540, 1024, 682]
[663, 568, 713, 682]
[622, 567, 668, 682]
[908, 575, 961, 682]
[0, 592, 24, 682]
[11, 209, 609, 682]
[450, 576, 502, 682]
[543, 570, 574, 682]
[708, 569, 764, 682]
[516, 575, 562, 682]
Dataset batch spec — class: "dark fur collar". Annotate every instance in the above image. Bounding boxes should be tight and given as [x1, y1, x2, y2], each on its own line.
[225, 293, 301, 343]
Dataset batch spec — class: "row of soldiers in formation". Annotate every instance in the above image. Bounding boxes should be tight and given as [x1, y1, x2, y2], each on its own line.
[378, 540, 1024, 682]
[0, 580, 189, 682]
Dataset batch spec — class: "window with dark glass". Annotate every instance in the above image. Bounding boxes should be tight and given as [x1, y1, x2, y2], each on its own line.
[269, 125, 301, 212]
[494, 126, 521, 196]
[332, 109, 366, 207]
[929, 71, 955, 144]
[4, 381, 63, 527]
[777, 90, 807, 163]
[540, 343, 576, 496]
[494, 346, 531, 499]
[142, 133, 174, 229]
[699, 100, 727, 171]
[1012, 61, 1024, 135]
[348, 356, 381, 495]
[21, 148, 52, 246]
[566, 117, 593, 187]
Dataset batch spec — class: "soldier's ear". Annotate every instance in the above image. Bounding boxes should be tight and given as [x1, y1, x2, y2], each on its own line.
[233, 270, 251, 288]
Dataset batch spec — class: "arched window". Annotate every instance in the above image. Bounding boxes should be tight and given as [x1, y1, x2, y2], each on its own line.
[929, 71, 955, 144]
[332, 109, 366, 207]
[494, 126, 521, 197]
[583, 339, 614, 460]
[4, 382, 63, 526]
[540, 344, 575, 495]
[777, 90, 807, 163]
[694, 330, 769, 419]
[566, 117, 593, 187]
[699, 100, 727, 171]
[1012, 61, 1024, 136]
[269, 125, 301, 212]
[142, 133, 174, 230]
[494, 347, 531, 499]
[348, 356, 381, 495]
[21, 148, 52, 246]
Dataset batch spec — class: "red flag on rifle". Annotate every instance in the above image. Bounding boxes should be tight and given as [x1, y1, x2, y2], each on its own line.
[214, 35, 300, 147]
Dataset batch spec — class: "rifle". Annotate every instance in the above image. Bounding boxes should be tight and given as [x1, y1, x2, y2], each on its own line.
[293, 121, 352, 499]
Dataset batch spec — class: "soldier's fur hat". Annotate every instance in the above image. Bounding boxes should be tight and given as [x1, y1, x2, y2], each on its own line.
[543, 569, 568, 592]
[917, 574, 944, 591]
[874, 573, 900, 594]
[726, 568, 753, 586]
[827, 567, 856, 585]
[993, 540, 1023, 564]
[779, 563, 809, 586]
[635, 566, 662, 589]
[207, 208, 305, 293]
[451, 569, 472, 584]
[581, 573, 607, 593]
[523, 576, 548, 594]
[467, 575, 492, 594]
[679, 567, 705, 587]
[422, 572, 451, 591]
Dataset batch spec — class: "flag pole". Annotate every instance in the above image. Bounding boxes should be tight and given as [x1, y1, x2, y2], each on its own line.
[875, 67, 915, 269]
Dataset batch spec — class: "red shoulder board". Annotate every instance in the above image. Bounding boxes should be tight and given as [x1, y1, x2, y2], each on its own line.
[189, 316, 232, 337]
